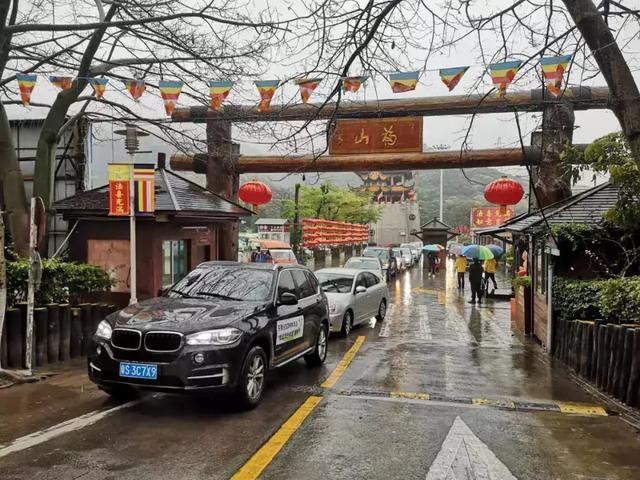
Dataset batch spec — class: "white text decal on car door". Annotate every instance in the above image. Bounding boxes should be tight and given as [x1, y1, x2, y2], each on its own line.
[276, 316, 304, 345]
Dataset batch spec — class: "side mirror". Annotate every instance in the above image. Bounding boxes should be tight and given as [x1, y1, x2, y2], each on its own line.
[355, 285, 367, 294]
[278, 292, 298, 306]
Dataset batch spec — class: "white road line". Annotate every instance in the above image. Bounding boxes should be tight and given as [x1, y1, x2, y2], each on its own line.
[426, 416, 517, 480]
[379, 303, 396, 337]
[414, 305, 432, 341]
[0, 400, 140, 459]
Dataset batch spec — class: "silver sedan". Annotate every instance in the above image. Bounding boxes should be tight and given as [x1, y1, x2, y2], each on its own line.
[315, 268, 388, 336]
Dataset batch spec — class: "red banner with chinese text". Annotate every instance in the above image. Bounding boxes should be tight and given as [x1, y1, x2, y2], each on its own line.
[329, 117, 422, 155]
[470, 206, 514, 229]
[108, 164, 130, 216]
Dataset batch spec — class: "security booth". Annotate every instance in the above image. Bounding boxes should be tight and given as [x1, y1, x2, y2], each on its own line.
[413, 217, 453, 267]
[54, 162, 252, 306]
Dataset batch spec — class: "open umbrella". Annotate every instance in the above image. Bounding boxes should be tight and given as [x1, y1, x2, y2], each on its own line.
[422, 244, 442, 253]
[486, 244, 504, 258]
[461, 244, 494, 260]
[449, 244, 463, 255]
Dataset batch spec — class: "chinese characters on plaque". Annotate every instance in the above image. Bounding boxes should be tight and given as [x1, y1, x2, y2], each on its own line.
[470, 207, 515, 229]
[329, 117, 422, 155]
[108, 164, 130, 216]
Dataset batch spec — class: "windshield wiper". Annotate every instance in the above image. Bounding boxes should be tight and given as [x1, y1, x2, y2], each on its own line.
[168, 289, 193, 298]
[196, 291, 241, 301]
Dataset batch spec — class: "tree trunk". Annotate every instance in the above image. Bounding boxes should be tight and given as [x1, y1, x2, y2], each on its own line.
[533, 102, 574, 207]
[563, 0, 640, 160]
[0, 104, 29, 256]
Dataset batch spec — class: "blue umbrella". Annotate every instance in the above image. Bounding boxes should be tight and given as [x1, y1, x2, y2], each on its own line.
[486, 244, 504, 258]
[422, 244, 441, 253]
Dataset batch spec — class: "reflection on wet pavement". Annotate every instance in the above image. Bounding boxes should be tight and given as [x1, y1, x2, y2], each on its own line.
[1, 259, 640, 480]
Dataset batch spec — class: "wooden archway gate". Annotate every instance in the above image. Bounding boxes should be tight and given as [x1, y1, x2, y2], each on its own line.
[171, 86, 610, 260]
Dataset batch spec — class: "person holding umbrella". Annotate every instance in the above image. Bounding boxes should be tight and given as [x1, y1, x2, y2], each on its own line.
[461, 245, 494, 305]
[454, 254, 467, 289]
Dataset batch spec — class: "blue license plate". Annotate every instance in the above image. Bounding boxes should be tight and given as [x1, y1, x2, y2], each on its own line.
[119, 362, 158, 380]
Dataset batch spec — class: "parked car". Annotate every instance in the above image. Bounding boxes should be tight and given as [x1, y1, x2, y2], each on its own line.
[399, 247, 414, 268]
[253, 240, 298, 265]
[363, 247, 398, 279]
[344, 256, 386, 281]
[392, 248, 408, 272]
[401, 243, 420, 264]
[315, 268, 388, 336]
[89, 262, 329, 409]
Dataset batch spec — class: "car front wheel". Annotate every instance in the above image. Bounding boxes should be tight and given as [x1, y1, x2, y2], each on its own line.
[305, 323, 328, 367]
[341, 310, 353, 337]
[236, 346, 267, 410]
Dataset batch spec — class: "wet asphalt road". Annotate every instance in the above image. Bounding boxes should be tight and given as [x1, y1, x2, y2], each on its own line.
[2, 261, 640, 479]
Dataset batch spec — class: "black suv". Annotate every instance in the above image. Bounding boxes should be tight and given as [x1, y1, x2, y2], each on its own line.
[88, 262, 330, 408]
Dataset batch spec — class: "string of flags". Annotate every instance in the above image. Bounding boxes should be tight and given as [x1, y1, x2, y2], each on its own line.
[12, 54, 573, 111]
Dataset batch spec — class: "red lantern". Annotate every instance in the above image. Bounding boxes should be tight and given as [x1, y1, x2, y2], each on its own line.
[239, 180, 272, 209]
[484, 176, 524, 213]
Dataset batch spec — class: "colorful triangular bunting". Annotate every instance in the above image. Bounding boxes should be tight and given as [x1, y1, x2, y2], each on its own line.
[255, 80, 280, 112]
[388, 71, 420, 93]
[342, 76, 368, 93]
[489, 61, 521, 97]
[123, 79, 146, 102]
[90, 77, 109, 99]
[158, 80, 183, 116]
[439, 66, 469, 92]
[209, 80, 234, 110]
[541, 54, 572, 97]
[16, 74, 37, 106]
[49, 76, 73, 90]
[295, 78, 322, 103]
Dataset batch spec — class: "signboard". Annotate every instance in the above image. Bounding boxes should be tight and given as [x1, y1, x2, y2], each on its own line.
[276, 316, 304, 345]
[329, 117, 422, 155]
[258, 224, 290, 233]
[470, 207, 515, 229]
[108, 164, 130, 216]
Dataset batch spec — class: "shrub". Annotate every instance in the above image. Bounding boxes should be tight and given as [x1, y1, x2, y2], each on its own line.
[553, 276, 640, 324]
[6, 258, 113, 306]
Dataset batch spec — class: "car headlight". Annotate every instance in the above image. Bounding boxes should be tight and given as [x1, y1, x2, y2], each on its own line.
[95, 320, 112, 341]
[186, 328, 243, 346]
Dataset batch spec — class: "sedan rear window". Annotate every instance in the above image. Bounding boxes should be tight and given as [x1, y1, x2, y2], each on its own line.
[168, 266, 273, 301]
[316, 273, 354, 294]
[345, 258, 380, 270]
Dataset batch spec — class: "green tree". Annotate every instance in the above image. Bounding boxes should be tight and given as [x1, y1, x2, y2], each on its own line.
[281, 183, 381, 224]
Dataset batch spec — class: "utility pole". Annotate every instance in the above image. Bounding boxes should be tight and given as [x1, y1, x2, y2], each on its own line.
[293, 183, 301, 258]
[25, 198, 37, 374]
[114, 125, 148, 305]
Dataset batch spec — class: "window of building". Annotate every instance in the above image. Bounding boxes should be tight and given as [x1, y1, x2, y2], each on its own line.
[162, 240, 189, 287]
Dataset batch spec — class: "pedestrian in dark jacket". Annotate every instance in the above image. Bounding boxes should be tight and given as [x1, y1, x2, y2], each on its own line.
[468, 258, 484, 304]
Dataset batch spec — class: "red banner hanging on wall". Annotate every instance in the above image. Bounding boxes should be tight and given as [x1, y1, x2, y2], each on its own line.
[302, 218, 369, 248]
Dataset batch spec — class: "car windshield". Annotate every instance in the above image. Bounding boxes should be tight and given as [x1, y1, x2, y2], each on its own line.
[316, 273, 354, 294]
[345, 258, 380, 270]
[167, 266, 273, 301]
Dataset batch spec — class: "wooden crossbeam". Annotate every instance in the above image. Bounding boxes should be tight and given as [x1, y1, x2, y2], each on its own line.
[171, 147, 541, 174]
[172, 86, 609, 123]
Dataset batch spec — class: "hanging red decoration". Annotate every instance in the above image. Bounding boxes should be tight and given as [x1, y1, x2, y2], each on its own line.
[484, 176, 524, 213]
[239, 180, 272, 209]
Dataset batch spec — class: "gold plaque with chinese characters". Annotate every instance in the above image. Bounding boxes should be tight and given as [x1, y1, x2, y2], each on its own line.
[328, 117, 423, 155]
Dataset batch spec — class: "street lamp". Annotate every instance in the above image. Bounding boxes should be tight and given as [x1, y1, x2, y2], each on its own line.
[114, 125, 149, 305]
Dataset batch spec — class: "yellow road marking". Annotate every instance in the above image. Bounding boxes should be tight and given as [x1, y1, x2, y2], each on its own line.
[321, 336, 365, 388]
[231, 395, 323, 480]
[557, 402, 608, 416]
[437, 292, 446, 305]
[472, 398, 516, 409]
[391, 391, 430, 401]
[413, 287, 438, 295]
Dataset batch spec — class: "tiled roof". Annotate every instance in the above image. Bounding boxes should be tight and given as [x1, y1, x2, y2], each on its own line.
[54, 169, 252, 218]
[477, 182, 617, 235]
[255, 218, 289, 225]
